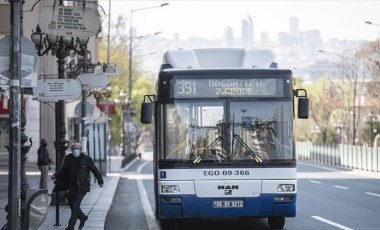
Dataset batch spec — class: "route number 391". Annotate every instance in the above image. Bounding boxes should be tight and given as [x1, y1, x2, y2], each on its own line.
[177, 80, 196, 95]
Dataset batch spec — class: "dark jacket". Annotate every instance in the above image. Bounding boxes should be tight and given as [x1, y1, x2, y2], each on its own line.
[37, 146, 50, 166]
[53, 153, 103, 193]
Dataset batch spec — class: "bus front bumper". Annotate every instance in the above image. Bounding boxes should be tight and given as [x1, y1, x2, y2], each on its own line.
[159, 194, 296, 219]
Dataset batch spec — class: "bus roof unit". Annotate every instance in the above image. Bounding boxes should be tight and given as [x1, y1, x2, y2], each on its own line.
[162, 48, 275, 69]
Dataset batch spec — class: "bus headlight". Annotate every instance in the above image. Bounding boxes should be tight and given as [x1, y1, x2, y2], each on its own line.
[277, 184, 295, 192]
[161, 185, 180, 193]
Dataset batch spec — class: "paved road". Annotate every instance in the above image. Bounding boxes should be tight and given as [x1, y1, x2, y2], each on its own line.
[106, 153, 380, 230]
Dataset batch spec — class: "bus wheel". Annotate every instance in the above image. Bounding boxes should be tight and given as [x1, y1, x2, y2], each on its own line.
[268, 216, 285, 229]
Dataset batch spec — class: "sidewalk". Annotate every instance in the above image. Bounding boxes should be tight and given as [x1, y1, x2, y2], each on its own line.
[39, 156, 130, 230]
[39, 176, 120, 230]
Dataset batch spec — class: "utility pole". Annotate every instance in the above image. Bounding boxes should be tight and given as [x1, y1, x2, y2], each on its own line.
[81, 49, 88, 153]
[8, 0, 22, 229]
[80, 0, 89, 154]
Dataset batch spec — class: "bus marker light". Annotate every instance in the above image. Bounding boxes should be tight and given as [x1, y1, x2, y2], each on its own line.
[277, 184, 295, 192]
[161, 185, 180, 193]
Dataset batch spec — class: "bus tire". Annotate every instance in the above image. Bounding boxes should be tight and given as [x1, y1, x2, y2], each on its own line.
[268, 216, 285, 229]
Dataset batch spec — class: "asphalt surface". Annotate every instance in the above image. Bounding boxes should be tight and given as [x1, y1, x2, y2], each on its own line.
[106, 153, 380, 230]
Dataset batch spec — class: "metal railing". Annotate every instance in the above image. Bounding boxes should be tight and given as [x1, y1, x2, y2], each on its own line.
[296, 142, 380, 173]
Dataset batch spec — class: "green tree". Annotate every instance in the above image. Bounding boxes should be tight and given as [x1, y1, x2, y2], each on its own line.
[319, 46, 371, 145]
[303, 77, 344, 143]
[294, 77, 314, 141]
[98, 41, 155, 147]
[358, 39, 380, 113]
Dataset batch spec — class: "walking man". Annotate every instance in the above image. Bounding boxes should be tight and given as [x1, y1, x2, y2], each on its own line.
[37, 138, 50, 189]
[52, 142, 104, 230]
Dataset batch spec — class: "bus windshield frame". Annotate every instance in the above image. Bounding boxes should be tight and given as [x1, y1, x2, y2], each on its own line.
[156, 69, 295, 168]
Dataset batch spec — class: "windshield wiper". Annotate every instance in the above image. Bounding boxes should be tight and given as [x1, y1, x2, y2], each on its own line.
[233, 134, 265, 166]
[192, 136, 222, 166]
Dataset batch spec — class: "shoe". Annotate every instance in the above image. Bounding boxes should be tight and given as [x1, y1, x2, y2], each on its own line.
[65, 227, 74, 230]
[79, 215, 88, 229]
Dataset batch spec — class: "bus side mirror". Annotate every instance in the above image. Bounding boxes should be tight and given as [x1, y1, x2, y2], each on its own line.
[141, 95, 155, 124]
[298, 97, 309, 119]
[295, 89, 309, 119]
[141, 103, 153, 124]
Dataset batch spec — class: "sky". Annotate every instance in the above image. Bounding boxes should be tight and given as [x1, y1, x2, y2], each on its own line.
[98, 0, 380, 42]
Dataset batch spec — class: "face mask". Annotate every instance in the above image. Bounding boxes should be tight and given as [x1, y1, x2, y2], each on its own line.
[42, 143, 47, 147]
[72, 149, 81, 157]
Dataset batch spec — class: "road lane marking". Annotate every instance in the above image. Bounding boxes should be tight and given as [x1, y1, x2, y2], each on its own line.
[122, 158, 139, 171]
[0, 171, 41, 176]
[121, 174, 154, 180]
[136, 161, 160, 230]
[311, 216, 353, 230]
[309, 180, 321, 184]
[334, 185, 349, 190]
[365, 192, 380, 197]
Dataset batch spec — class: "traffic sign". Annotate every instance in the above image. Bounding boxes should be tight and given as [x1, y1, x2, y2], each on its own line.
[38, 5, 100, 38]
[77, 73, 108, 90]
[33, 78, 82, 102]
[104, 64, 122, 76]
[0, 35, 38, 86]
[74, 101, 94, 118]
[21, 72, 38, 88]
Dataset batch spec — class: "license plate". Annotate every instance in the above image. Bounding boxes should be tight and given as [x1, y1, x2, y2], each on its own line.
[213, 200, 244, 208]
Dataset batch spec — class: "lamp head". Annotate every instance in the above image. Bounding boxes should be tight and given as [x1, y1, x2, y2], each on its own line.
[77, 37, 89, 45]
[62, 36, 73, 46]
[76, 37, 89, 52]
[46, 35, 59, 45]
[31, 25, 45, 50]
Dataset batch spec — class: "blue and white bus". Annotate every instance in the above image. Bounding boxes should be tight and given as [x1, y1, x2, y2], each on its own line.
[141, 48, 309, 230]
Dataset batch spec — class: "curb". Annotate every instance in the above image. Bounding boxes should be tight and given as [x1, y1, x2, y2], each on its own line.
[83, 176, 120, 229]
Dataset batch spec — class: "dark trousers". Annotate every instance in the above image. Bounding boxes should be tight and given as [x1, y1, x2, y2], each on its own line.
[67, 188, 87, 227]
[39, 165, 49, 189]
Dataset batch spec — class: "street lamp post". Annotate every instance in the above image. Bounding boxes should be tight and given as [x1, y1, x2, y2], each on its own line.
[128, 3, 168, 100]
[104, 85, 113, 172]
[365, 21, 380, 27]
[116, 90, 127, 162]
[366, 112, 377, 147]
[88, 85, 113, 174]
[335, 119, 346, 144]
[123, 3, 168, 166]
[31, 24, 89, 226]
[4, 1, 22, 229]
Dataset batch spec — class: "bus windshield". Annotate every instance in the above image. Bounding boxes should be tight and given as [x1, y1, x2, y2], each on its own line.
[165, 100, 293, 164]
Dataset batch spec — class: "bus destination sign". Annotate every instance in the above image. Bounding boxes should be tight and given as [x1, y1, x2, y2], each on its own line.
[173, 78, 284, 98]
